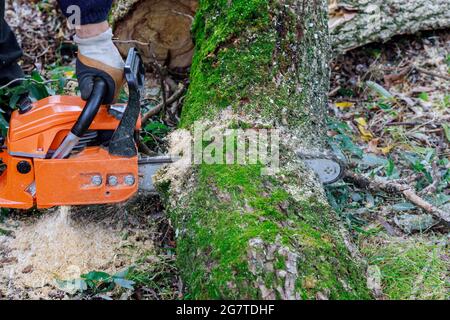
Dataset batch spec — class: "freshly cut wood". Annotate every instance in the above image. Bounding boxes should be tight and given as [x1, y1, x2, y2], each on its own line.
[112, 0, 198, 69]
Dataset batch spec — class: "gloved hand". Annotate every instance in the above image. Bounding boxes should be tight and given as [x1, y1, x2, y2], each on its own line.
[75, 28, 124, 104]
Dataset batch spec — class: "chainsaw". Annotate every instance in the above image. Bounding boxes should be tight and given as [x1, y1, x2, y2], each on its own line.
[0, 48, 343, 210]
[0, 48, 174, 209]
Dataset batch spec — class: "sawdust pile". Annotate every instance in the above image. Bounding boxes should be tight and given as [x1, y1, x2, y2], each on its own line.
[0, 206, 148, 298]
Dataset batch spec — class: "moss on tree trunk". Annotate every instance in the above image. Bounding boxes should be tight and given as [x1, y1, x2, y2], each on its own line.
[156, 0, 372, 299]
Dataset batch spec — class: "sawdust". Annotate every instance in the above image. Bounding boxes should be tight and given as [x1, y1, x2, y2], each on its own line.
[0, 206, 149, 299]
[154, 128, 193, 198]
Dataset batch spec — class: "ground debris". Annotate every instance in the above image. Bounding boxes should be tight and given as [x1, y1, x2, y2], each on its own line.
[394, 214, 436, 233]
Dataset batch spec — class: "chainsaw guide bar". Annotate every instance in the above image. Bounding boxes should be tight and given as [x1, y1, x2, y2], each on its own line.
[296, 151, 345, 185]
[138, 156, 177, 192]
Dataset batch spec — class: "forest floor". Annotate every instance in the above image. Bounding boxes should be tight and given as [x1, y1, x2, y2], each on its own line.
[327, 31, 449, 299]
[0, 0, 448, 300]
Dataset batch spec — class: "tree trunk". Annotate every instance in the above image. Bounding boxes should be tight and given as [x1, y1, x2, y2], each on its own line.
[111, 0, 450, 69]
[153, 0, 371, 300]
[330, 0, 450, 54]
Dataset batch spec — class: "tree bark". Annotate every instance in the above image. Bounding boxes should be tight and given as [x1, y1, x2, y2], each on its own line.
[111, 0, 450, 69]
[330, 0, 450, 54]
[154, 0, 371, 300]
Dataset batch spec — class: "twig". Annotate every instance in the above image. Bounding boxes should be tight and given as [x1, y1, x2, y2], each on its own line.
[113, 39, 150, 46]
[345, 172, 450, 224]
[0, 78, 57, 90]
[141, 84, 186, 125]
[385, 121, 421, 127]
[138, 138, 158, 157]
[328, 86, 341, 97]
[153, 63, 167, 115]
[170, 10, 194, 22]
[23, 46, 50, 60]
[413, 65, 450, 81]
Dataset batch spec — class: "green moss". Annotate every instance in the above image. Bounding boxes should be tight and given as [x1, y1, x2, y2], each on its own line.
[171, 164, 371, 299]
[181, 0, 329, 139]
[180, 0, 276, 127]
[360, 235, 449, 300]
[171, 0, 369, 300]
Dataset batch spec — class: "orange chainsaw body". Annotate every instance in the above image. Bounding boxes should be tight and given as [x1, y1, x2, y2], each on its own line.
[0, 96, 140, 209]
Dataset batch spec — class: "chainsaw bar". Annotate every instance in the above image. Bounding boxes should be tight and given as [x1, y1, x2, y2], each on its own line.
[137, 150, 345, 193]
[138, 155, 177, 192]
[297, 151, 345, 185]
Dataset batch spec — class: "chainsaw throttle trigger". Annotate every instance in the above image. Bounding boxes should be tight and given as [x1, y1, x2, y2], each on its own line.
[109, 48, 145, 158]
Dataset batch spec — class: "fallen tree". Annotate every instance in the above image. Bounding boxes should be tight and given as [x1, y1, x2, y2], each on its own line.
[111, 0, 450, 68]
[329, 0, 450, 54]
[150, 0, 371, 299]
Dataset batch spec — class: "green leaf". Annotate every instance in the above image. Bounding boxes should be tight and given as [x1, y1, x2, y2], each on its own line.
[0, 113, 9, 136]
[442, 123, 450, 142]
[81, 271, 111, 282]
[113, 278, 135, 290]
[361, 154, 388, 167]
[385, 158, 399, 179]
[113, 267, 132, 279]
[391, 202, 416, 211]
[56, 279, 88, 294]
[144, 122, 170, 136]
[28, 70, 49, 100]
[418, 92, 429, 102]
[366, 81, 395, 101]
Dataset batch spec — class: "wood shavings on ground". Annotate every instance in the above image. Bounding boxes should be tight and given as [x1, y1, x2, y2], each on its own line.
[0, 206, 156, 300]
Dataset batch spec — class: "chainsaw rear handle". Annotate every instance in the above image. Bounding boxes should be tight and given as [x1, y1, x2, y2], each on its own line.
[51, 78, 107, 159]
[71, 78, 107, 137]
[53, 48, 143, 160]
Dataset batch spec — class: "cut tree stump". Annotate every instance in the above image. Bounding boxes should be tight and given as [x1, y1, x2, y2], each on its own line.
[112, 0, 198, 69]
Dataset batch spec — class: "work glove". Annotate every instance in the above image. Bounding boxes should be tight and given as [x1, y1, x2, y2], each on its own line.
[75, 28, 124, 104]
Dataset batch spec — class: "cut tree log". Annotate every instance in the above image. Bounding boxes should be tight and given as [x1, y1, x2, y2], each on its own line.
[112, 0, 198, 69]
[153, 0, 372, 299]
[329, 0, 450, 54]
[111, 0, 450, 69]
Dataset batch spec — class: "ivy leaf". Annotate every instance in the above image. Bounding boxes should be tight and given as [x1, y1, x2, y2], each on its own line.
[0, 113, 9, 136]
[391, 202, 416, 211]
[113, 278, 135, 290]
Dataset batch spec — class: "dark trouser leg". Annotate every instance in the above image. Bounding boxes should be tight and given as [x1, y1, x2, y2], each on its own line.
[0, 0, 32, 121]
[0, 0, 24, 85]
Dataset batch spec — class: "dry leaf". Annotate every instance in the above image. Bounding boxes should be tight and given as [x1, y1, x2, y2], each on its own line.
[335, 101, 355, 108]
[355, 117, 374, 141]
[381, 145, 395, 155]
[367, 139, 379, 153]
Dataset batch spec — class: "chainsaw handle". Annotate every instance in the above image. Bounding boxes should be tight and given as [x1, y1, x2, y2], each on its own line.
[71, 78, 107, 137]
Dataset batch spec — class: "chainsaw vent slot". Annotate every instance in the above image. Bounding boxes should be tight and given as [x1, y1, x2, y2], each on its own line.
[71, 131, 99, 155]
